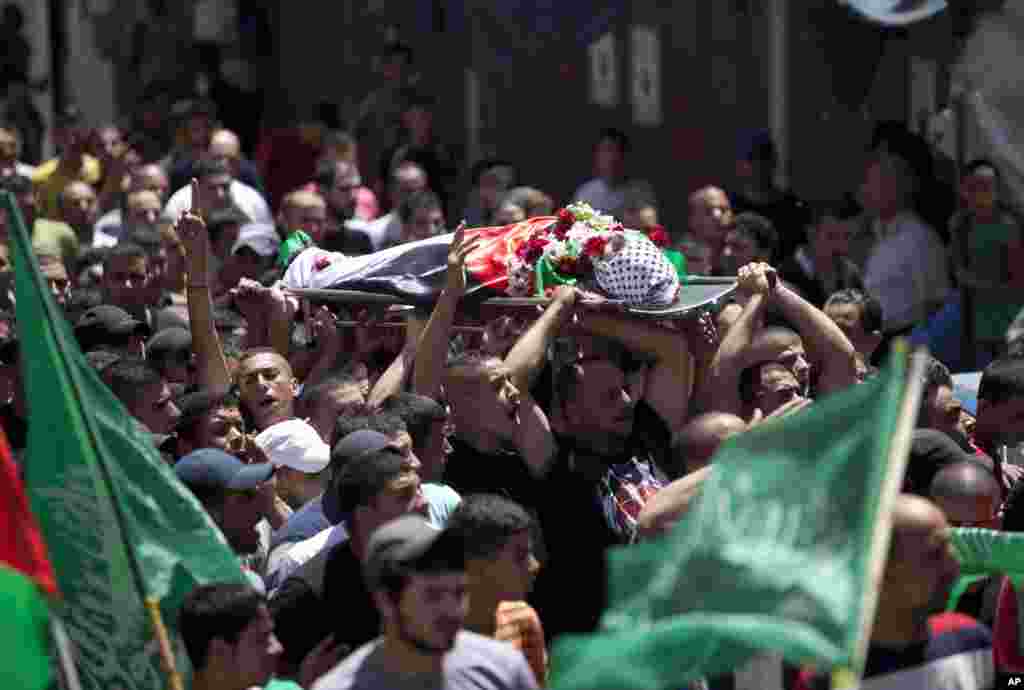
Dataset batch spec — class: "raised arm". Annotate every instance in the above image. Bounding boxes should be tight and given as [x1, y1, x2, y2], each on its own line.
[503, 286, 579, 478]
[412, 223, 477, 399]
[178, 179, 231, 391]
[503, 287, 578, 392]
[697, 266, 771, 416]
[367, 314, 426, 409]
[579, 305, 693, 431]
[769, 269, 858, 396]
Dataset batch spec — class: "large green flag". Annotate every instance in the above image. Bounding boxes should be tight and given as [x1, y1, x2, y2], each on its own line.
[946, 528, 1024, 656]
[550, 351, 918, 690]
[6, 192, 248, 690]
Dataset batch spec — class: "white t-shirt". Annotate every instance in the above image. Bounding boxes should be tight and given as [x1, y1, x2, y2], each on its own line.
[163, 179, 273, 226]
[863, 212, 951, 332]
[572, 178, 654, 217]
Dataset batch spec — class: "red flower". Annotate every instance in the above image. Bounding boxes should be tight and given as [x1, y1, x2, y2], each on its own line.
[647, 225, 669, 247]
[516, 236, 549, 264]
[583, 235, 608, 258]
[553, 223, 569, 240]
[557, 208, 575, 226]
[313, 255, 332, 271]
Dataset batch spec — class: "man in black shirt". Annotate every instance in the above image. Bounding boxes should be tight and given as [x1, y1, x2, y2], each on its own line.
[270, 447, 427, 677]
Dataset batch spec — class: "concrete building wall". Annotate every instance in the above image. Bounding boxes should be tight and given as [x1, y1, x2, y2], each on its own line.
[12, 0, 53, 159]
[271, 2, 963, 224]
[65, 1, 117, 128]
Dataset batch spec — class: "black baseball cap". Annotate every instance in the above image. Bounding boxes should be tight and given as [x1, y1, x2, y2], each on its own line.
[363, 515, 464, 590]
[75, 305, 150, 351]
[174, 448, 274, 490]
[322, 430, 395, 524]
[146, 327, 192, 364]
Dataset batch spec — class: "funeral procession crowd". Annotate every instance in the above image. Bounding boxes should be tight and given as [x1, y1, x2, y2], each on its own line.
[5, 25, 1024, 690]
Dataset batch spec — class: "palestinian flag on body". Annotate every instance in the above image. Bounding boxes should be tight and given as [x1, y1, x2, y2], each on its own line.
[282, 206, 732, 314]
[283, 219, 541, 307]
[0, 421, 57, 690]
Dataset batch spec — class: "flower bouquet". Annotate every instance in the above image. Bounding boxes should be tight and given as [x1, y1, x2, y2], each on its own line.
[505, 202, 683, 307]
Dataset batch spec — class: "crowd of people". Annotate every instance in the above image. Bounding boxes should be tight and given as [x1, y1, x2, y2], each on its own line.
[4, 39, 1024, 690]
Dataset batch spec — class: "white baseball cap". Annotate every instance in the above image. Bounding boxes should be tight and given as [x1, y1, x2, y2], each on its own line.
[232, 222, 280, 258]
[254, 418, 330, 474]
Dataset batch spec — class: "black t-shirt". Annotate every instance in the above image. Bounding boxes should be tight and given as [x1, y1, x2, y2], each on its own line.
[270, 541, 379, 670]
[443, 437, 539, 511]
[269, 547, 334, 670]
[530, 401, 671, 640]
[323, 541, 381, 652]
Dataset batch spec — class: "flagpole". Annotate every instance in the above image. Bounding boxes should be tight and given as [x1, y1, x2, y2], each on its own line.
[50, 616, 83, 690]
[834, 342, 928, 690]
[146, 597, 185, 690]
[3, 193, 185, 690]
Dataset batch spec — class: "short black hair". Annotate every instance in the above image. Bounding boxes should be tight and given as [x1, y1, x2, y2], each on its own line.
[923, 356, 953, 390]
[179, 583, 264, 671]
[824, 289, 884, 334]
[445, 494, 533, 561]
[205, 207, 248, 245]
[383, 41, 414, 65]
[381, 393, 446, 453]
[313, 158, 340, 189]
[336, 448, 410, 516]
[0, 174, 31, 195]
[301, 373, 363, 409]
[175, 388, 242, 444]
[124, 227, 162, 256]
[731, 212, 778, 259]
[334, 413, 406, 444]
[194, 157, 232, 181]
[738, 360, 779, 406]
[397, 189, 442, 225]
[979, 357, 1024, 405]
[807, 199, 859, 228]
[103, 242, 147, 268]
[596, 127, 630, 154]
[469, 158, 516, 188]
[106, 359, 163, 408]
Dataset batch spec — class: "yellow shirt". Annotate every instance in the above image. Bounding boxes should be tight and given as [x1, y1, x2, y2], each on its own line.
[31, 155, 102, 220]
[31, 218, 80, 266]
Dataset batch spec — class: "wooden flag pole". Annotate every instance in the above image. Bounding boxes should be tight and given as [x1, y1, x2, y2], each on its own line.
[833, 342, 928, 690]
[145, 597, 184, 690]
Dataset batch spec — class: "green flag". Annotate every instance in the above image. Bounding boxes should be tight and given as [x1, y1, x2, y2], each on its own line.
[947, 528, 1024, 654]
[6, 192, 247, 690]
[550, 351, 918, 690]
[0, 564, 51, 690]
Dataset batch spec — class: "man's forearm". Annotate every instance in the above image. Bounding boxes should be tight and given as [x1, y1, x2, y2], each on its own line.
[773, 283, 856, 392]
[412, 288, 460, 399]
[579, 312, 685, 364]
[504, 298, 575, 389]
